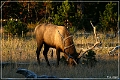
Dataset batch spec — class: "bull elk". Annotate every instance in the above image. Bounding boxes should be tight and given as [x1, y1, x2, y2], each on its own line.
[34, 23, 100, 66]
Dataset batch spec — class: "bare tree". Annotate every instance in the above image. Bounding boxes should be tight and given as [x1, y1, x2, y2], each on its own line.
[77, 21, 101, 59]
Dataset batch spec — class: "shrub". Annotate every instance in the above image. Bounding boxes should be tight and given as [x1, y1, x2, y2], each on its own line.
[99, 2, 118, 33]
[80, 50, 97, 67]
[4, 19, 28, 36]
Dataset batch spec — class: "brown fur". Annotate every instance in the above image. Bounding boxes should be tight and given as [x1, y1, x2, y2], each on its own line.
[34, 23, 78, 66]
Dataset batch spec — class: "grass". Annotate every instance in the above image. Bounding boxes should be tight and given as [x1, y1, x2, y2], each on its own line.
[0, 32, 119, 79]
[1, 57, 118, 79]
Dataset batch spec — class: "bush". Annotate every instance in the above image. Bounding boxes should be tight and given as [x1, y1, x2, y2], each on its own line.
[99, 2, 118, 33]
[4, 19, 28, 36]
[80, 50, 97, 67]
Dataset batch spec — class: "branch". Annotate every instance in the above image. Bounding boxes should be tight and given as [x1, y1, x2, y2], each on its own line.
[108, 45, 120, 55]
[90, 20, 94, 28]
[78, 41, 100, 59]
[90, 20, 97, 42]
[0, 2, 6, 8]
[77, 21, 101, 59]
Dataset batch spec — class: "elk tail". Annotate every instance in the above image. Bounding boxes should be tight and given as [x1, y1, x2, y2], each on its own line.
[34, 24, 40, 34]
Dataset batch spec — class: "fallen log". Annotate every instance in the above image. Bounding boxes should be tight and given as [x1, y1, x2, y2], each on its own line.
[16, 68, 70, 80]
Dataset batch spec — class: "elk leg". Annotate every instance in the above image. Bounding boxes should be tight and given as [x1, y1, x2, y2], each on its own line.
[56, 49, 60, 66]
[36, 46, 42, 65]
[43, 44, 50, 66]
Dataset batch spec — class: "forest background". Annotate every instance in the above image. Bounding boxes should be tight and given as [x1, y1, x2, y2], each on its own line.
[1, 0, 119, 36]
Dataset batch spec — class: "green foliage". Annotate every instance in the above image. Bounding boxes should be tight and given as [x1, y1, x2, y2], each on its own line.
[2, 1, 118, 33]
[81, 50, 97, 67]
[99, 2, 118, 33]
[57, 0, 70, 17]
[51, 0, 77, 33]
[51, 0, 70, 26]
[4, 19, 28, 36]
[86, 50, 96, 57]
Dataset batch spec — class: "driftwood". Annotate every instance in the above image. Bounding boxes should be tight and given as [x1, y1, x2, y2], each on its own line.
[78, 42, 100, 59]
[108, 45, 120, 56]
[78, 21, 101, 59]
[16, 68, 70, 80]
[90, 20, 97, 42]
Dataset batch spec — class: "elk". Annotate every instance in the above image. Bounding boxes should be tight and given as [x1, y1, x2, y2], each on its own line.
[34, 23, 100, 66]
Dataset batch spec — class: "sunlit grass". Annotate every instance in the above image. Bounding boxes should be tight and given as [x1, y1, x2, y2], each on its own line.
[1, 37, 37, 62]
[1, 32, 119, 79]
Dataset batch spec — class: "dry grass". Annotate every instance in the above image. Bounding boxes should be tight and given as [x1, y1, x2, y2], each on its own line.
[1, 32, 119, 79]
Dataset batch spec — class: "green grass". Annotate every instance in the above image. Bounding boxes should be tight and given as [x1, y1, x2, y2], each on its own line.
[1, 32, 119, 79]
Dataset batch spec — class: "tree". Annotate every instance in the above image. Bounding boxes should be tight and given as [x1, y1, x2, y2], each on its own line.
[51, 0, 70, 26]
[44, 0, 53, 23]
[99, 2, 118, 33]
[4, 19, 28, 36]
[51, 0, 77, 33]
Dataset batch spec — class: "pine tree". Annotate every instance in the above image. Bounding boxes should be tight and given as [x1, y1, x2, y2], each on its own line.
[99, 2, 118, 33]
[51, 0, 76, 33]
[51, 0, 70, 26]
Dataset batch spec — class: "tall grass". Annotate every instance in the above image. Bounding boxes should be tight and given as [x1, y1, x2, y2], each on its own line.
[1, 36, 36, 62]
[1, 32, 119, 79]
